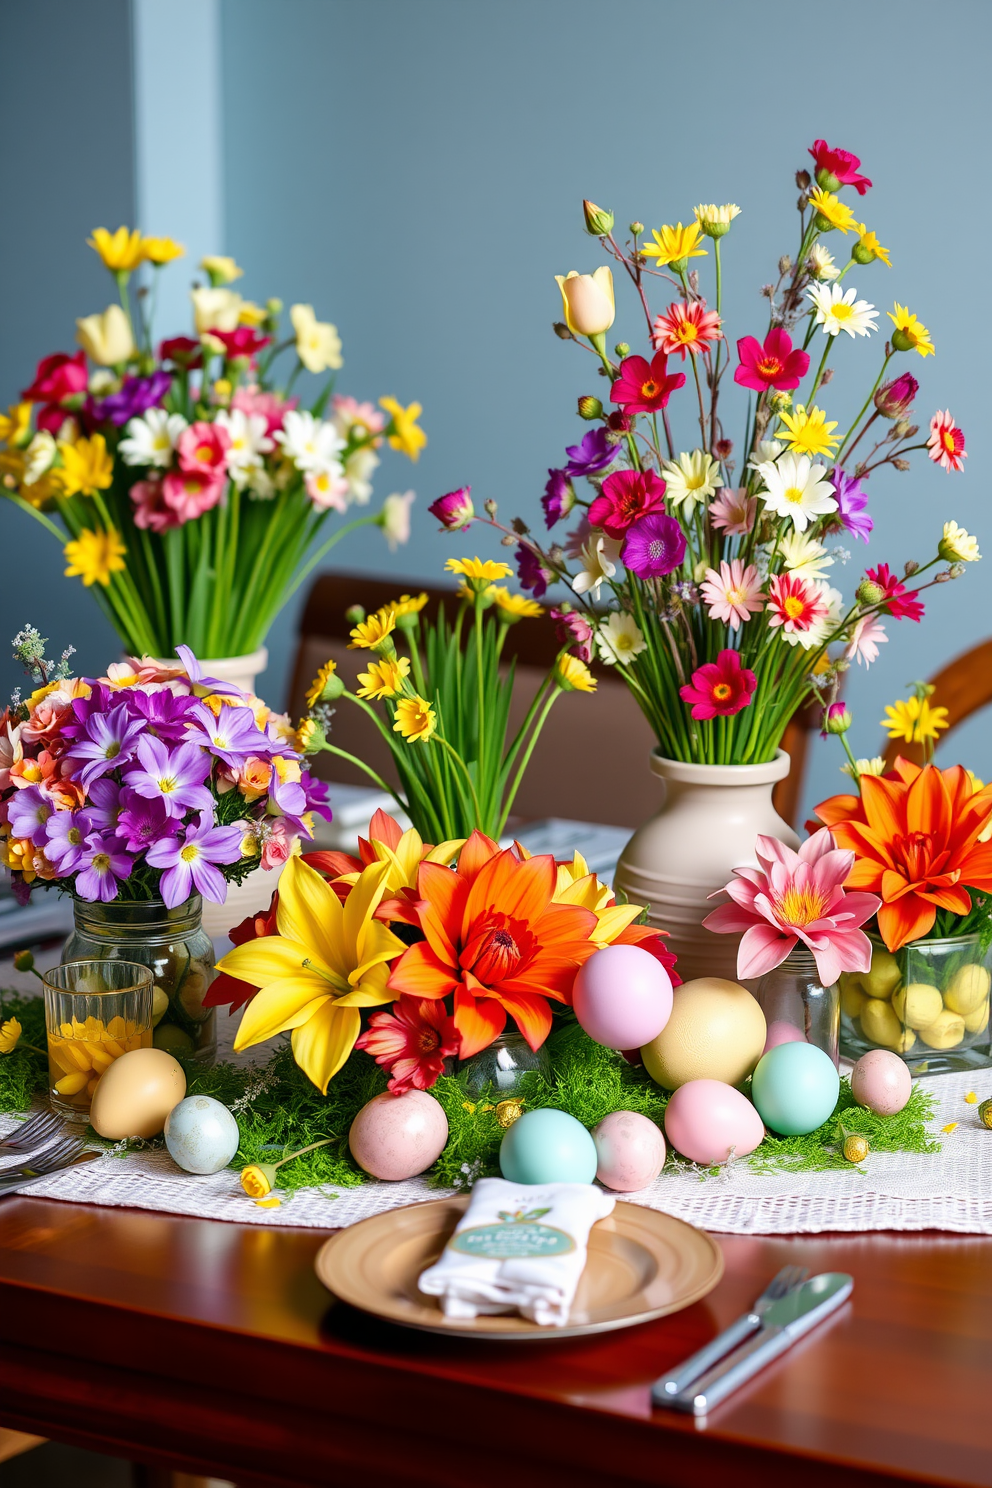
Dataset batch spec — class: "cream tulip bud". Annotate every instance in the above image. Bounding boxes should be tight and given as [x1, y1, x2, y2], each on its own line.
[76, 304, 135, 366]
[554, 268, 615, 338]
[191, 286, 243, 334]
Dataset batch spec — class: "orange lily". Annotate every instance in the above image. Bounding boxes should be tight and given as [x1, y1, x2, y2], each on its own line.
[387, 831, 600, 1057]
[815, 759, 992, 951]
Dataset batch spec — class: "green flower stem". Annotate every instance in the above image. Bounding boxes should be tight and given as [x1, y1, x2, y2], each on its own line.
[808, 334, 834, 402]
[281, 512, 381, 610]
[436, 736, 483, 829]
[315, 739, 407, 814]
[835, 352, 892, 465]
[499, 687, 561, 835]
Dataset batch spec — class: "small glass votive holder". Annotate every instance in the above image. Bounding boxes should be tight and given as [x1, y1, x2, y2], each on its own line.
[43, 960, 154, 1118]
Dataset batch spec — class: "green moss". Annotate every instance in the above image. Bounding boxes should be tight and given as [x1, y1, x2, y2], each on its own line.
[747, 1079, 939, 1175]
[0, 992, 48, 1115]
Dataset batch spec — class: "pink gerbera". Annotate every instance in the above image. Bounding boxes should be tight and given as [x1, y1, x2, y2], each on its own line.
[865, 562, 925, 622]
[767, 573, 829, 636]
[700, 560, 764, 632]
[355, 995, 460, 1094]
[176, 421, 230, 478]
[709, 487, 757, 536]
[808, 140, 872, 196]
[130, 475, 180, 534]
[927, 410, 967, 473]
[679, 649, 756, 721]
[610, 350, 686, 414]
[652, 300, 722, 360]
[844, 613, 888, 667]
[588, 468, 667, 538]
[162, 468, 225, 523]
[702, 827, 881, 984]
[734, 328, 809, 393]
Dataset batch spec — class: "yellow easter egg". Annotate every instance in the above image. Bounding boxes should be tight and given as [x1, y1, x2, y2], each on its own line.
[860, 997, 903, 1050]
[892, 982, 943, 1031]
[89, 1047, 187, 1140]
[918, 1009, 966, 1050]
[965, 1000, 990, 1035]
[641, 977, 766, 1091]
[861, 946, 901, 1000]
[943, 964, 991, 1016]
[839, 974, 866, 1020]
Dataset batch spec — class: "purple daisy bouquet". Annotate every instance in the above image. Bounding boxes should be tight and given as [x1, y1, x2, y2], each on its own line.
[433, 141, 977, 768]
[0, 627, 329, 907]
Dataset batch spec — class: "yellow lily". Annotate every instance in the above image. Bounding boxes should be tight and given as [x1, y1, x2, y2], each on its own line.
[221, 856, 406, 1092]
[553, 851, 645, 945]
[334, 826, 463, 898]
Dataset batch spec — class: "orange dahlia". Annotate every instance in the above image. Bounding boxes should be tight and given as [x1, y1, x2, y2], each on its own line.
[814, 759, 992, 951]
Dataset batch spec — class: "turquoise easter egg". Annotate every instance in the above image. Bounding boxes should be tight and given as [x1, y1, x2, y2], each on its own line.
[499, 1108, 597, 1185]
[750, 1042, 840, 1136]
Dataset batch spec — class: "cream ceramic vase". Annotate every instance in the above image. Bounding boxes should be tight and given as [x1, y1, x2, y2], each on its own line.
[612, 751, 799, 986]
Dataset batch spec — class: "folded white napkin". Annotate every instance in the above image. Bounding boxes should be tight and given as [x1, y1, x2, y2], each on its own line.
[418, 1178, 615, 1327]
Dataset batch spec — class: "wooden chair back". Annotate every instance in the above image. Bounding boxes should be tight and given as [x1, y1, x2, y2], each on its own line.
[881, 637, 992, 769]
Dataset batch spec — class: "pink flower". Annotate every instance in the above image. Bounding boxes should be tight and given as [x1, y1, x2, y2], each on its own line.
[429, 485, 475, 530]
[767, 573, 829, 637]
[588, 468, 667, 538]
[177, 421, 230, 478]
[700, 560, 764, 632]
[231, 386, 298, 439]
[550, 607, 594, 663]
[261, 816, 295, 870]
[808, 140, 872, 196]
[130, 475, 181, 533]
[332, 395, 386, 437]
[209, 327, 271, 360]
[355, 995, 460, 1094]
[709, 487, 757, 535]
[610, 350, 685, 414]
[927, 410, 967, 473]
[652, 300, 722, 360]
[874, 372, 918, 420]
[844, 613, 887, 667]
[734, 328, 809, 393]
[702, 827, 881, 985]
[305, 468, 349, 511]
[864, 562, 924, 622]
[162, 468, 225, 523]
[679, 650, 756, 720]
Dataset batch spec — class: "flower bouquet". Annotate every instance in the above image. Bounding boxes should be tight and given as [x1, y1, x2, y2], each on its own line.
[0, 231, 424, 661]
[296, 556, 596, 842]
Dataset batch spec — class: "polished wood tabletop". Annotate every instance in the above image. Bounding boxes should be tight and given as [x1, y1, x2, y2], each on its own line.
[0, 1198, 990, 1488]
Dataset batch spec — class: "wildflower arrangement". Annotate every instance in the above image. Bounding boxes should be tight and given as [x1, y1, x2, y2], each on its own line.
[433, 142, 979, 766]
[1, 232, 424, 659]
[210, 808, 677, 1092]
[0, 626, 329, 906]
[296, 557, 596, 842]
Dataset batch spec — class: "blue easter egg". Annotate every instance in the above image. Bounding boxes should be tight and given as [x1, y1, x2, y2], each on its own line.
[750, 1042, 840, 1136]
[499, 1108, 598, 1185]
[164, 1095, 240, 1174]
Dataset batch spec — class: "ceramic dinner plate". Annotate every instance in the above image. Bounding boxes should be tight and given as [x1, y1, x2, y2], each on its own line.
[314, 1195, 724, 1340]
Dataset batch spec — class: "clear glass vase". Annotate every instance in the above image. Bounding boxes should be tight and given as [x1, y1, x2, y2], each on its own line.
[459, 1032, 550, 1097]
[61, 897, 217, 1065]
[840, 933, 992, 1075]
[753, 945, 840, 1067]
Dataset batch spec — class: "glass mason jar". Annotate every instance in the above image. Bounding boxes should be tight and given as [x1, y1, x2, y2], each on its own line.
[459, 1032, 551, 1097]
[840, 933, 992, 1075]
[43, 961, 154, 1118]
[62, 897, 217, 1065]
[753, 946, 840, 1067]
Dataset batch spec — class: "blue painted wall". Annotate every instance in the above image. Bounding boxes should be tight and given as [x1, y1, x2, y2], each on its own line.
[1, 0, 988, 818]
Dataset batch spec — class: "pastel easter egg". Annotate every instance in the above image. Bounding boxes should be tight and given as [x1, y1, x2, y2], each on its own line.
[499, 1108, 597, 1185]
[349, 1091, 448, 1181]
[663, 1079, 765, 1165]
[90, 1048, 187, 1141]
[572, 945, 673, 1050]
[763, 1020, 807, 1054]
[641, 977, 766, 1090]
[751, 1042, 840, 1136]
[850, 1049, 912, 1117]
[592, 1110, 666, 1192]
[164, 1095, 240, 1174]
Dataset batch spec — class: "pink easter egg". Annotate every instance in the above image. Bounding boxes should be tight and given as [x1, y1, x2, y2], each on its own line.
[593, 1110, 666, 1192]
[850, 1048, 912, 1116]
[663, 1078, 765, 1165]
[348, 1090, 448, 1180]
[763, 1019, 807, 1054]
[572, 945, 673, 1050]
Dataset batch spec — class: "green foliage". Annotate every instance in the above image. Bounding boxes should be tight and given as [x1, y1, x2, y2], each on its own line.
[748, 1079, 939, 1174]
[0, 992, 48, 1115]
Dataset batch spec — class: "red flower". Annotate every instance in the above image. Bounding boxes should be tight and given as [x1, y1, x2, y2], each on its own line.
[203, 896, 279, 1011]
[209, 327, 272, 360]
[21, 351, 88, 405]
[679, 650, 756, 721]
[610, 351, 685, 415]
[588, 468, 667, 539]
[734, 328, 809, 393]
[808, 140, 872, 196]
[767, 573, 829, 637]
[865, 562, 925, 622]
[355, 996, 460, 1094]
[159, 336, 203, 370]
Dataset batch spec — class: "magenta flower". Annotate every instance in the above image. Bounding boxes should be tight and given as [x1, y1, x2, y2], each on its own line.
[116, 790, 180, 854]
[516, 543, 553, 597]
[874, 372, 918, 420]
[550, 607, 594, 663]
[124, 736, 214, 818]
[589, 469, 668, 539]
[734, 328, 809, 393]
[66, 708, 145, 790]
[865, 562, 924, 622]
[620, 511, 686, 578]
[429, 486, 474, 531]
[146, 813, 245, 908]
[75, 834, 135, 903]
[808, 139, 872, 196]
[679, 650, 756, 720]
[610, 351, 685, 414]
[702, 828, 882, 985]
[541, 469, 575, 528]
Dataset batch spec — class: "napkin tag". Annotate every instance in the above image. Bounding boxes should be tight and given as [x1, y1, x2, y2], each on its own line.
[450, 1208, 576, 1260]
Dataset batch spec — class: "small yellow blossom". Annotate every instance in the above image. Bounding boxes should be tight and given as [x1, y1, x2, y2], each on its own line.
[389, 592, 429, 621]
[290, 303, 343, 374]
[445, 557, 513, 590]
[965, 1092, 979, 1104]
[641, 221, 708, 266]
[693, 204, 740, 239]
[88, 226, 145, 272]
[379, 397, 427, 462]
[76, 305, 135, 365]
[64, 526, 126, 587]
[141, 236, 185, 265]
[0, 403, 32, 447]
[237, 300, 267, 326]
[489, 586, 543, 621]
[393, 695, 437, 743]
[939, 521, 980, 563]
[942, 1122, 959, 1134]
[808, 188, 858, 235]
[881, 696, 950, 745]
[305, 660, 339, 708]
[776, 404, 840, 457]
[852, 224, 890, 267]
[240, 1163, 277, 1197]
[0, 1017, 22, 1054]
[555, 654, 597, 693]
[57, 434, 114, 497]
[201, 255, 243, 285]
[348, 610, 396, 652]
[357, 655, 411, 700]
[888, 303, 934, 358]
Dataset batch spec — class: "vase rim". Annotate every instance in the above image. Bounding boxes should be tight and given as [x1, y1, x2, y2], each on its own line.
[147, 647, 268, 670]
[649, 749, 791, 786]
[869, 929, 984, 951]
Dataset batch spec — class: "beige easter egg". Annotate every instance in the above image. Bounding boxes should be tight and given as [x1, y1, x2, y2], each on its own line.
[861, 946, 901, 999]
[919, 1009, 965, 1050]
[641, 977, 766, 1091]
[892, 982, 943, 1030]
[89, 1047, 187, 1140]
[943, 964, 991, 1016]
[965, 1000, 990, 1035]
[860, 997, 903, 1050]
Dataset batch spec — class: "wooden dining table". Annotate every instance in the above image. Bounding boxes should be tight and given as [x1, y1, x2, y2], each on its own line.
[0, 1194, 989, 1488]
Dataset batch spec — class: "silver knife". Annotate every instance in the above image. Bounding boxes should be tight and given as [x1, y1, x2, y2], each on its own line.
[656, 1271, 854, 1416]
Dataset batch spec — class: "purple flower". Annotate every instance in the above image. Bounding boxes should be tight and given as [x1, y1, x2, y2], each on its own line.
[89, 372, 172, 427]
[621, 512, 687, 579]
[146, 813, 245, 908]
[301, 771, 332, 822]
[541, 469, 575, 528]
[564, 428, 617, 478]
[516, 543, 554, 598]
[75, 833, 134, 902]
[65, 707, 145, 790]
[186, 702, 273, 768]
[8, 786, 55, 846]
[83, 779, 124, 834]
[428, 486, 474, 531]
[128, 688, 199, 745]
[873, 372, 918, 420]
[44, 807, 90, 872]
[175, 645, 244, 699]
[116, 789, 181, 854]
[830, 467, 873, 543]
[124, 736, 214, 818]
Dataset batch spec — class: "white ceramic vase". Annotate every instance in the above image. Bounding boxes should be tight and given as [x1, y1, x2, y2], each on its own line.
[612, 751, 800, 986]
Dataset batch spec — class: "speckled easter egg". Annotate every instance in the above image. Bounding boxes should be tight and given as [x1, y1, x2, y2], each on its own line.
[348, 1091, 448, 1181]
[663, 1079, 765, 1165]
[164, 1095, 241, 1174]
[641, 978, 766, 1090]
[572, 945, 673, 1050]
[763, 1020, 807, 1054]
[850, 1048, 912, 1116]
[499, 1108, 597, 1185]
[592, 1110, 666, 1192]
[751, 1042, 840, 1136]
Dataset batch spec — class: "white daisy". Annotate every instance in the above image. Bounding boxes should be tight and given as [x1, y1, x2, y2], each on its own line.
[747, 439, 784, 472]
[215, 408, 273, 483]
[596, 612, 646, 666]
[808, 244, 840, 281]
[23, 431, 56, 485]
[275, 409, 345, 477]
[808, 283, 878, 339]
[776, 530, 834, 580]
[572, 534, 622, 600]
[119, 408, 189, 468]
[757, 453, 837, 533]
[661, 449, 720, 510]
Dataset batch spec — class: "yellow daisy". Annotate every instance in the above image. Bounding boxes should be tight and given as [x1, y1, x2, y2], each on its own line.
[305, 660, 339, 708]
[776, 404, 840, 457]
[141, 236, 185, 265]
[641, 222, 707, 266]
[356, 655, 411, 700]
[445, 556, 513, 588]
[63, 526, 126, 587]
[390, 591, 429, 619]
[393, 695, 437, 742]
[852, 224, 891, 267]
[88, 226, 146, 272]
[490, 586, 543, 621]
[808, 189, 857, 235]
[57, 434, 114, 497]
[880, 696, 949, 744]
[0, 1016, 22, 1053]
[348, 610, 396, 652]
[379, 397, 427, 462]
[555, 654, 597, 693]
[888, 303, 935, 358]
[0, 403, 32, 447]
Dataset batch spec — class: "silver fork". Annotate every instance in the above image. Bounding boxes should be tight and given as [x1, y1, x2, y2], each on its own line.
[653, 1264, 810, 1402]
[0, 1108, 65, 1153]
[0, 1135, 89, 1196]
